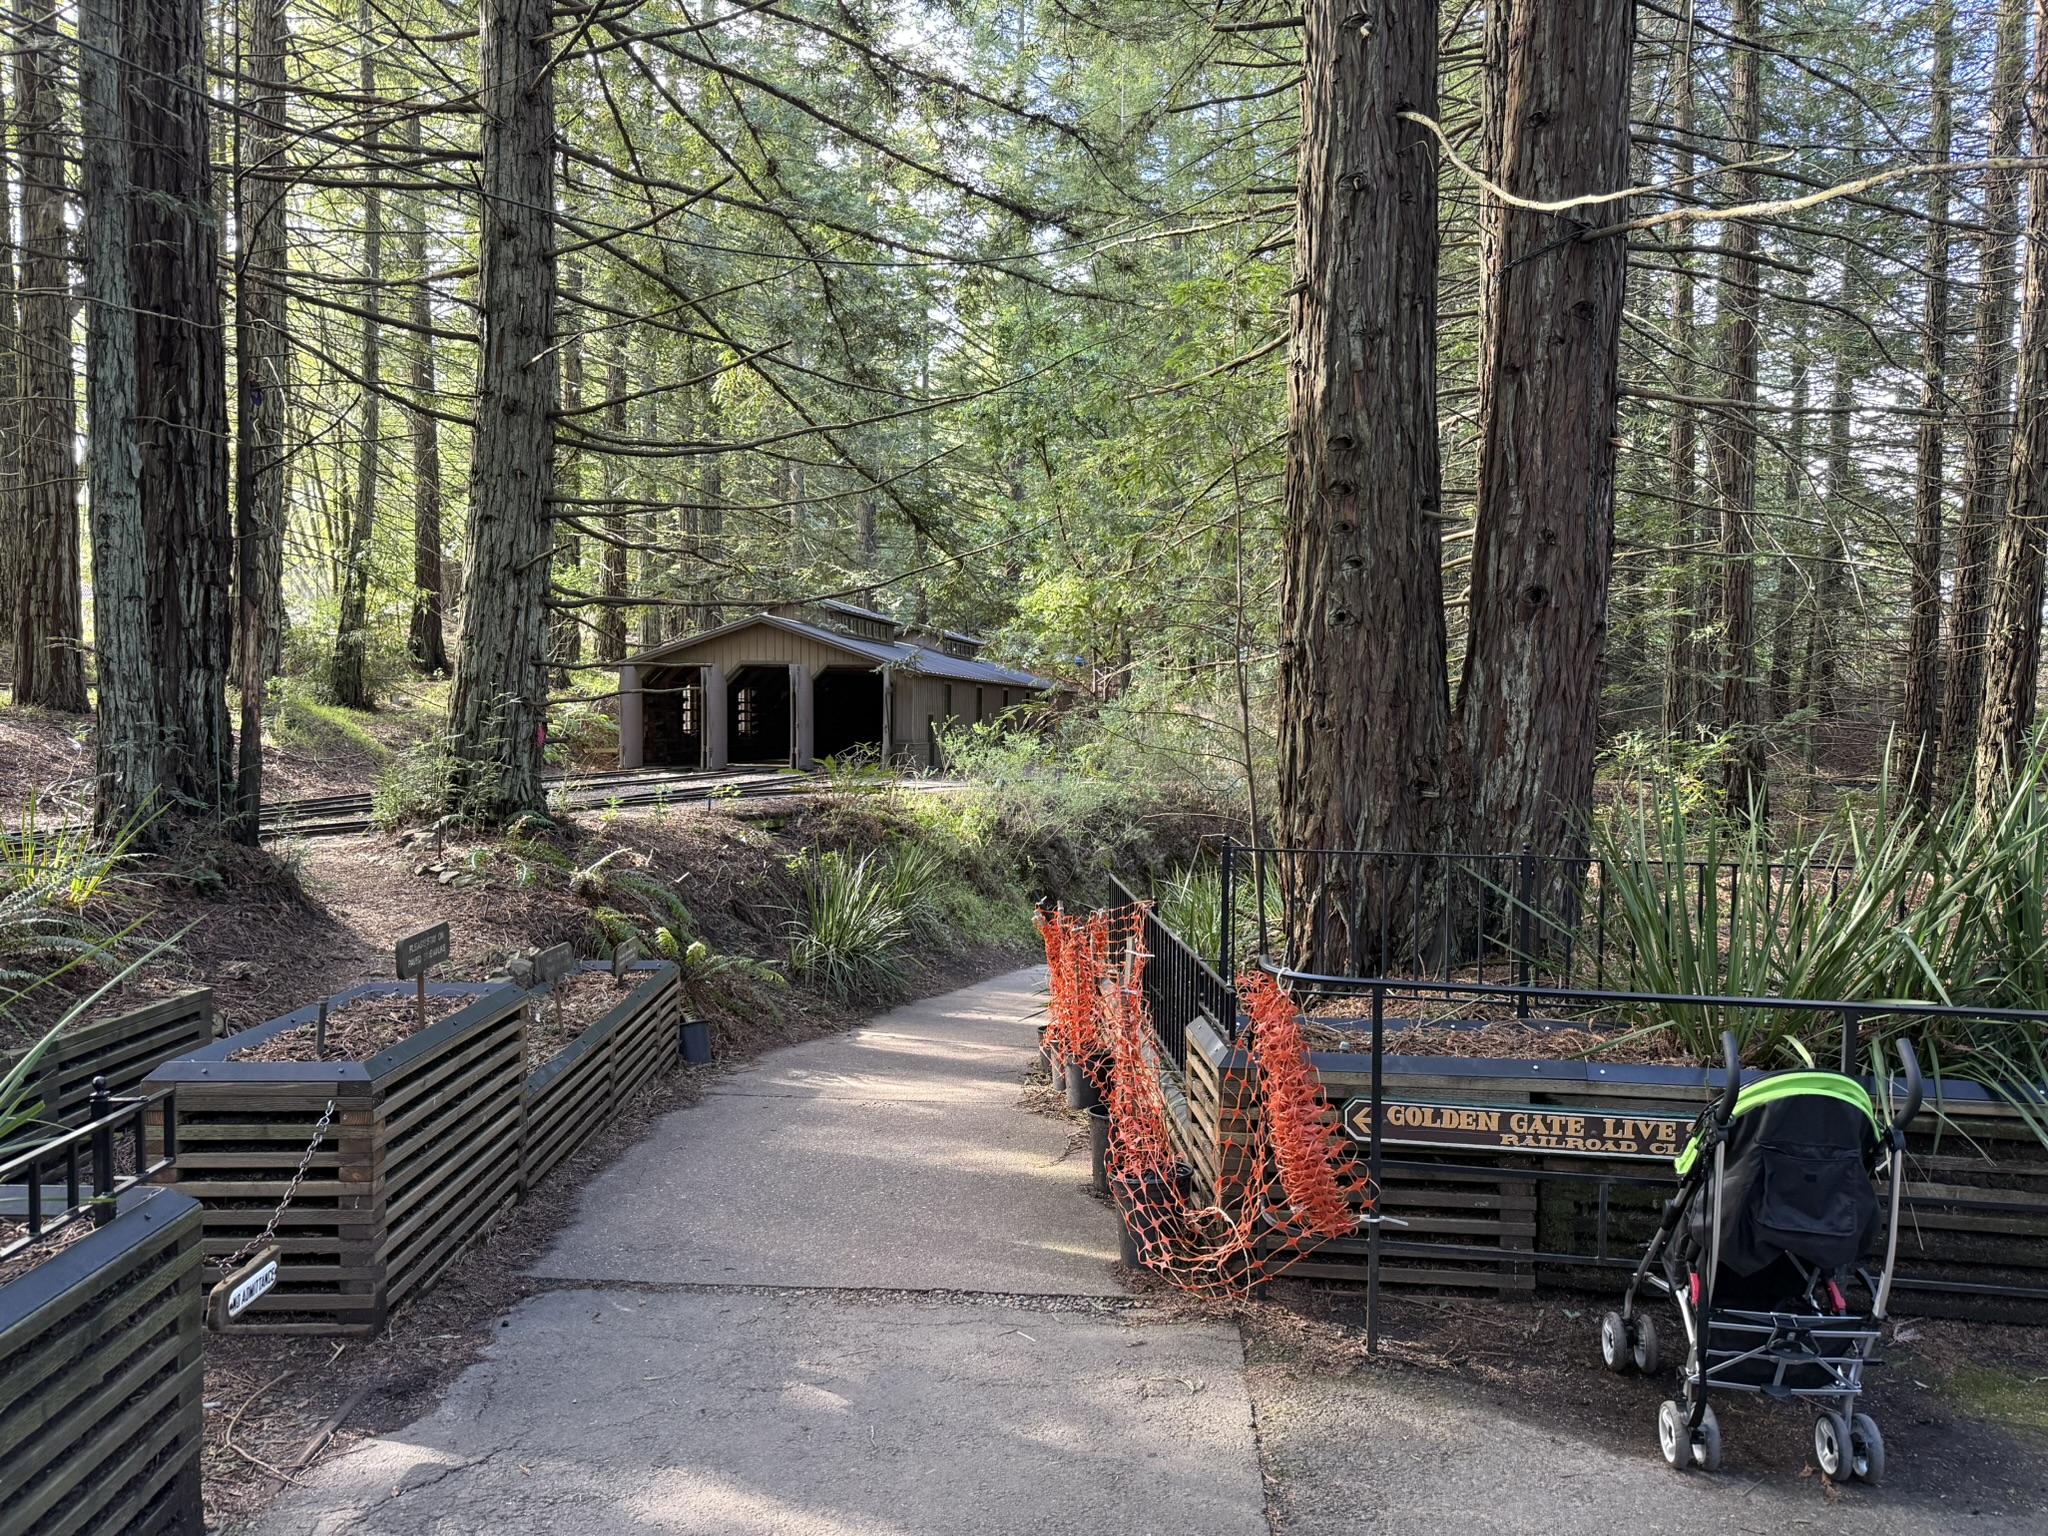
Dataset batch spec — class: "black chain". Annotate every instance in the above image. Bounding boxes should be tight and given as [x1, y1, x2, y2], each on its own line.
[214, 1098, 335, 1273]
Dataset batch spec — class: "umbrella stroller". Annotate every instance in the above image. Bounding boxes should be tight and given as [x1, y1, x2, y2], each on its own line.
[1598, 1030, 1923, 1480]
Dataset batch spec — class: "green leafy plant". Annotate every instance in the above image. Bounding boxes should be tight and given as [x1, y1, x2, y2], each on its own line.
[786, 849, 912, 1002]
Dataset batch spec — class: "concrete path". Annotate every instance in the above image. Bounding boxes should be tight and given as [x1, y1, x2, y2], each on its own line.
[252, 967, 1272, 1536]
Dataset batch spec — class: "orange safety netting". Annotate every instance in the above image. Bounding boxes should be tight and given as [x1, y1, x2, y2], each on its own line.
[1036, 902, 1375, 1297]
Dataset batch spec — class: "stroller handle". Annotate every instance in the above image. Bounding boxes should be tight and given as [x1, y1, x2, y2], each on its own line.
[1715, 1030, 1742, 1125]
[1889, 1037, 1924, 1139]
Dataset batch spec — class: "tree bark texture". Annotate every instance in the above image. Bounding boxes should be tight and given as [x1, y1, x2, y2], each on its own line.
[1715, 0, 1767, 815]
[82, 0, 159, 826]
[1659, 38, 1700, 744]
[448, 0, 558, 819]
[1275, 0, 1445, 968]
[331, 36, 381, 710]
[595, 342, 628, 663]
[233, 0, 290, 833]
[1975, 0, 2048, 814]
[551, 260, 584, 686]
[12, 0, 86, 710]
[132, 0, 234, 812]
[1900, 3, 1955, 807]
[404, 114, 450, 676]
[1454, 0, 1634, 860]
[1941, 0, 2028, 803]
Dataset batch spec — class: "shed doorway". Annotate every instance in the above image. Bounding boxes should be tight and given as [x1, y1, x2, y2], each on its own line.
[728, 665, 792, 764]
[640, 665, 704, 768]
[814, 668, 884, 763]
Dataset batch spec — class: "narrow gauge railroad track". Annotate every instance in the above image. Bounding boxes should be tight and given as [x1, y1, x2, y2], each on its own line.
[261, 767, 819, 838]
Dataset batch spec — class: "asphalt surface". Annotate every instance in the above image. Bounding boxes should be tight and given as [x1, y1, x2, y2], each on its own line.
[247, 967, 2045, 1535]
[251, 968, 1271, 1535]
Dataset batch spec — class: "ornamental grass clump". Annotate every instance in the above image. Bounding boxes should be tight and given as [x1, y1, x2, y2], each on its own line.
[787, 849, 912, 1002]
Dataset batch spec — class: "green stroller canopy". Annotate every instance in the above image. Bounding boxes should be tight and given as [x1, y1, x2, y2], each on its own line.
[1674, 1071, 1880, 1176]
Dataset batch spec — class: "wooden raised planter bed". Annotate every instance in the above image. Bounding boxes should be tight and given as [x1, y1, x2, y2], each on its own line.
[2, 991, 213, 1131]
[144, 982, 525, 1335]
[0, 1186, 205, 1536]
[523, 960, 682, 1190]
[1173, 1016, 2048, 1319]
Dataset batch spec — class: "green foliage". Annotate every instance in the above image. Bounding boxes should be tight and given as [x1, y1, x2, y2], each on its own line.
[0, 802, 141, 988]
[370, 737, 510, 831]
[786, 849, 912, 1002]
[1589, 755, 2048, 1129]
[545, 700, 619, 769]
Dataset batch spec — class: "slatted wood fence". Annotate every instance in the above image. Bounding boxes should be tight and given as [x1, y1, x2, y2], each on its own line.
[0, 1188, 205, 1536]
[145, 964, 682, 1334]
[1, 992, 214, 1131]
[1172, 1016, 2048, 1316]
[524, 962, 682, 1190]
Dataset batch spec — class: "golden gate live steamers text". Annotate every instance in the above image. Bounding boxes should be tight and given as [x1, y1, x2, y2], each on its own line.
[1341, 1099, 1691, 1159]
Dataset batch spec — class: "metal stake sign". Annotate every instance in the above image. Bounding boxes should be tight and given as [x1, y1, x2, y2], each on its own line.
[395, 922, 452, 1028]
[610, 937, 642, 983]
[535, 942, 576, 1029]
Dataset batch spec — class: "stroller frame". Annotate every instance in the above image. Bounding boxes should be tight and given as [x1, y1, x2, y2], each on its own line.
[1601, 1031, 1923, 1479]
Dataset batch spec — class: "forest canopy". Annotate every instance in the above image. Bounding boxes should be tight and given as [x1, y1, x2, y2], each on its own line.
[0, 0, 2038, 863]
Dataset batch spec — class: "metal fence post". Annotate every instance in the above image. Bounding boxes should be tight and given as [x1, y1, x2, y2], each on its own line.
[1367, 981, 1385, 1355]
[1841, 1007, 1861, 1077]
[1516, 844, 1534, 1019]
[1219, 837, 1236, 989]
[89, 1075, 113, 1226]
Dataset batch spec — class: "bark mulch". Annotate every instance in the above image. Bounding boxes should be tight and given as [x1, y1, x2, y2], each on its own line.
[224, 991, 473, 1064]
[525, 970, 644, 1071]
[0, 1216, 95, 1288]
[1297, 1014, 1698, 1067]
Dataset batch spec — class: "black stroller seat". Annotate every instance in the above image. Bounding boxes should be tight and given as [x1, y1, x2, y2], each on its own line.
[1600, 1033, 1922, 1480]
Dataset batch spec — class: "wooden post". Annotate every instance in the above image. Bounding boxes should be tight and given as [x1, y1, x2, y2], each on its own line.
[618, 663, 643, 768]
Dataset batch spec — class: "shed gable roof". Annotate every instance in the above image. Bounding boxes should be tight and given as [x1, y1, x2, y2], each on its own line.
[625, 613, 1054, 690]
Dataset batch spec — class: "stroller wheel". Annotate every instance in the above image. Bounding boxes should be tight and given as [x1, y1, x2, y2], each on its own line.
[1632, 1312, 1662, 1375]
[1813, 1411, 1852, 1479]
[1849, 1413, 1885, 1485]
[1657, 1400, 1690, 1470]
[1693, 1405, 1722, 1471]
[1601, 1311, 1635, 1374]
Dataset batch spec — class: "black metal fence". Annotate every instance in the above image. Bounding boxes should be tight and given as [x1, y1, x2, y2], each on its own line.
[1212, 840, 1872, 1015]
[1, 1081, 178, 1260]
[1111, 876, 1235, 1069]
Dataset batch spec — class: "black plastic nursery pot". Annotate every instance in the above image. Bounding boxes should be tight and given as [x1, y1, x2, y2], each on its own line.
[1112, 1166, 1189, 1269]
[1087, 1106, 1111, 1194]
[679, 1018, 712, 1066]
[1065, 1052, 1112, 1111]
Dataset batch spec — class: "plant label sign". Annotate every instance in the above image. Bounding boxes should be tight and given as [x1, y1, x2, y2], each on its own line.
[1342, 1098, 1691, 1160]
[534, 943, 577, 987]
[395, 922, 451, 981]
[611, 937, 642, 982]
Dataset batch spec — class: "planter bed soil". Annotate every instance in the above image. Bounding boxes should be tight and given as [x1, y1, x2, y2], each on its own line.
[525, 969, 644, 1071]
[0, 1217, 94, 1288]
[225, 990, 470, 1063]
[1300, 1019, 1695, 1067]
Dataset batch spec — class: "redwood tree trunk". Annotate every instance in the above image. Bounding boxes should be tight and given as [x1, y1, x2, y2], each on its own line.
[447, 0, 557, 818]
[1715, 0, 1767, 815]
[1276, 0, 1445, 969]
[82, 0, 160, 826]
[12, 0, 86, 711]
[1455, 0, 1635, 860]
[132, 0, 234, 812]
[1660, 40, 1701, 744]
[1941, 0, 2027, 803]
[1900, 3, 1956, 807]
[1975, 0, 2048, 813]
[595, 340, 629, 664]
[331, 26, 380, 710]
[404, 111, 450, 676]
[233, 0, 290, 834]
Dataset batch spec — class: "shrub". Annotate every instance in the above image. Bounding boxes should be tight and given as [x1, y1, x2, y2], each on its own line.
[786, 849, 912, 1002]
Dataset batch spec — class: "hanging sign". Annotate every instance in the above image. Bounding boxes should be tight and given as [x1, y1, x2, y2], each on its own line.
[207, 1246, 280, 1330]
[1342, 1097, 1693, 1160]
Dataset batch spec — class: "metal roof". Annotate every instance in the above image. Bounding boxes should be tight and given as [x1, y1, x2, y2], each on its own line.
[625, 612, 1054, 690]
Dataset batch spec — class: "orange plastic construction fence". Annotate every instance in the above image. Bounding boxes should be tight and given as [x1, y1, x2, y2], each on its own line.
[1035, 902, 1375, 1297]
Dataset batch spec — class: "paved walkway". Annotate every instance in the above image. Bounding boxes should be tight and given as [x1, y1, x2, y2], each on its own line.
[251, 967, 2043, 1536]
[253, 967, 1271, 1535]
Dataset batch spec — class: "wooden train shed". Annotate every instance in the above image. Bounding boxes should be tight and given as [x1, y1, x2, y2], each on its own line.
[616, 601, 1056, 770]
